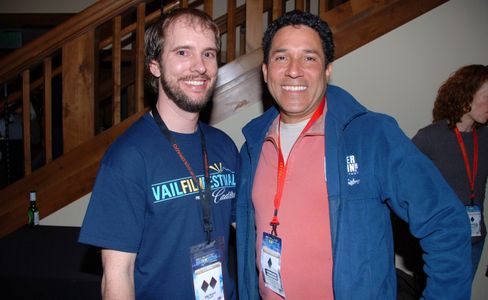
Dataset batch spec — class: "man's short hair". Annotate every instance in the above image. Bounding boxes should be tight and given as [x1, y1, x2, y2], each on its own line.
[262, 10, 334, 67]
[144, 8, 220, 94]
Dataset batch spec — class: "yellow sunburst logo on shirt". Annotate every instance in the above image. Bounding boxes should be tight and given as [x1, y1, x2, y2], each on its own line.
[209, 162, 223, 173]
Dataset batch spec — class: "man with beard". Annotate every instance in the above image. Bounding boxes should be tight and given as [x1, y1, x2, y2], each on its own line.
[79, 8, 238, 299]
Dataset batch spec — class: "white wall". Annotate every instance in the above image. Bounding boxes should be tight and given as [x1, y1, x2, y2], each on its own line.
[215, 0, 488, 144]
[35, 0, 488, 298]
[330, 0, 488, 138]
[40, 193, 91, 226]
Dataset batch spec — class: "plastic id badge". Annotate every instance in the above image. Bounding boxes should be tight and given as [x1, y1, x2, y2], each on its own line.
[466, 205, 482, 237]
[190, 237, 225, 300]
[261, 232, 285, 297]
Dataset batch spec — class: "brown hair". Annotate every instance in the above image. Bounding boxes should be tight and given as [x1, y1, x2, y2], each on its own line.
[144, 8, 220, 94]
[433, 64, 488, 128]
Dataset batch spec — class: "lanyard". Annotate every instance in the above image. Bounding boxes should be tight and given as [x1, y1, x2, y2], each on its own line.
[269, 97, 326, 236]
[454, 127, 478, 205]
[151, 107, 213, 243]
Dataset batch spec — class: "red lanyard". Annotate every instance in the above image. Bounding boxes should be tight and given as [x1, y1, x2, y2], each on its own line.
[454, 127, 478, 204]
[269, 97, 326, 236]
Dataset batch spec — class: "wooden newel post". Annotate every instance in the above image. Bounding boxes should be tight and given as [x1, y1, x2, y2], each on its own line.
[61, 31, 96, 153]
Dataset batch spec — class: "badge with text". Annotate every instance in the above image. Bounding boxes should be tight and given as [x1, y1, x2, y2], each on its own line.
[191, 237, 225, 300]
[261, 232, 285, 297]
[466, 205, 482, 237]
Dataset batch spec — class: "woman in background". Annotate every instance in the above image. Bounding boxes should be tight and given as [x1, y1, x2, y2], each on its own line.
[413, 64, 488, 278]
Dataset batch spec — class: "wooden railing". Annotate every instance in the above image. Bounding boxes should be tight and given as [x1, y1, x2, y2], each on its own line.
[0, 0, 153, 183]
[0, 0, 343, 186]
[0, 0, 448, 237]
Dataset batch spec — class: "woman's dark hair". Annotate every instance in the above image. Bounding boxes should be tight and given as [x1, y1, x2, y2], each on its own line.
[433, 64, 488, 128]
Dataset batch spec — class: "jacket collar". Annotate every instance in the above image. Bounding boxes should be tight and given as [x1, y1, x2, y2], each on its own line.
[325, 85, 368, 130]
[242, 84, 368, 146]
[242, 105, 279, 152]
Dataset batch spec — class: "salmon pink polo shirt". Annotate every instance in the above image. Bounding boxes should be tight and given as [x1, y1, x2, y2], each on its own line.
[252, 106, 334, 299]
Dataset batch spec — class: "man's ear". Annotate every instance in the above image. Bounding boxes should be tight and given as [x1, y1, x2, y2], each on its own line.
[326, 63, 333, 77]
[262, 64, 268, 83]
[148, 59, 161, 77]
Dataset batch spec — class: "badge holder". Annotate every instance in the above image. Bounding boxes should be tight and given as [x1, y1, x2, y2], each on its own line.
[191, 236, 226, 300]
[466, 205, 482, 237]
[261, 232, 285, 297]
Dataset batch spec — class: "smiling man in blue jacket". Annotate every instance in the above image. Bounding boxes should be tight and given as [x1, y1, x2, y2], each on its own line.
[236, 10, 472, 299]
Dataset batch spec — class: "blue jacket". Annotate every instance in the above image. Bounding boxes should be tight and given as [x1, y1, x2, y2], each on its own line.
[236, 85, 472, 299]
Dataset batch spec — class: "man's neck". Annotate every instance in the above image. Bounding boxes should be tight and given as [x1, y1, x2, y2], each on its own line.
[156, 96, 199, 134]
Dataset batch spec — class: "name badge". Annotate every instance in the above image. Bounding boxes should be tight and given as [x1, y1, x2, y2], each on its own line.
[261, 232, 285, 298]
[191, 237, 225, 300]
[466, 205, 482, 237]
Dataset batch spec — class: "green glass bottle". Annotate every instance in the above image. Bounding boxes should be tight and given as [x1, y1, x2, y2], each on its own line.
[27, 191, 40, 228]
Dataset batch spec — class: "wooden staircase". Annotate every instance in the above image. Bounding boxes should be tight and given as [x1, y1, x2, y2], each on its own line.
[0, 0, 448, 237]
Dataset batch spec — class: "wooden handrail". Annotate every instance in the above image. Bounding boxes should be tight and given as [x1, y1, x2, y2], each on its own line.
[0, 1, 181, 115]
[325, 0, 448, 61]
[0, 0, 450, 239]
[0, 66, 61, 113]
[0, 0, 147, 83]
[0, 109, 147, 238]
[0, 0, 275, 112]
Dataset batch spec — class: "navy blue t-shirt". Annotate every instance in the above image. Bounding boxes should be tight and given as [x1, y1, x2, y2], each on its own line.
[79, 113, 238, 299]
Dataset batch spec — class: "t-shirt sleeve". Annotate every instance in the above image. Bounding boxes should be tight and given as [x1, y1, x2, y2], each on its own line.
[79, 149, 146, 253]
